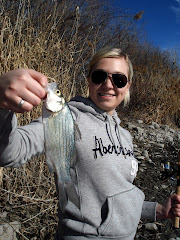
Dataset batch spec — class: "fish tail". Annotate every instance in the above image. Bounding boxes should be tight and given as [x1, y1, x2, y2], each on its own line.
[58, 181, 80, 212]
[58, 183, 68, 212]
[66, 182, 80, 209]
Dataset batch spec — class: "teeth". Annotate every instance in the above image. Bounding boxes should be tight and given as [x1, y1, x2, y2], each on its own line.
[100, 93, 113, 97]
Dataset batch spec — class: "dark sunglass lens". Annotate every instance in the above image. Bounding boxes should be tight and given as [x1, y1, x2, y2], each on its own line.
[113, 74, 127, 88]
[91, 71, 107, 84]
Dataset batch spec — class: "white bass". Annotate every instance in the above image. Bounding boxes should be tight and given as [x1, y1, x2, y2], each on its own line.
[42, 82, 79, 211]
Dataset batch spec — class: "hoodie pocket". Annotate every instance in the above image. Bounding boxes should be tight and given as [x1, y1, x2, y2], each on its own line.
[98, 186, 144, 237]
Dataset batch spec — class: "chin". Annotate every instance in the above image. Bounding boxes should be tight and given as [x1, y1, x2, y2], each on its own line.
[98, 105, 115, 113]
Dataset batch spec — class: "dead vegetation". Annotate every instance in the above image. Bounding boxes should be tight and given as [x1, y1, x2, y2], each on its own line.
[0, 0, 179, 239]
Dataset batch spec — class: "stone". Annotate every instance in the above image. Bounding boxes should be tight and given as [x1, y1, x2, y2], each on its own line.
[1, 212, 7, 218]
[145, 223, 158, 231]
[127, 123, 136, 130]
[161, 125, 169, 131]
[161, 184, 168, 189]
[156, 143, 165, 148]
[147, 158, 153, 164]
[137, 120, 143, 124]
[136, 156, 145, 160]
[135, 127, 144, 136]
[149, 125, 155, 130]
[0, 221, 20, 240]
[165, 134, 174, 143]
[151, 122, 160, 129]
[169, 128, 175, 134]
[0, 226, 3, 236]
[142, 150, 149, 159]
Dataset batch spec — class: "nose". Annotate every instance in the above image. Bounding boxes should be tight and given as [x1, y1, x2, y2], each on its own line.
[103, 74, 114, 88]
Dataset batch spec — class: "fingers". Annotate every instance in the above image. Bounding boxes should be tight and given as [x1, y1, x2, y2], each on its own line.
[172, 194, 180, 203]
[172, 194, 180, 217]
[0, 68, 48, 113]
[173, 206, 180, 215]
[25, 69, 48, 97]
[1, 99, 33, 113]
[26, 69, 47, 86]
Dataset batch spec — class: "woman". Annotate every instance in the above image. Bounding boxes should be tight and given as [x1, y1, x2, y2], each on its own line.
[0, 47, 180, 240]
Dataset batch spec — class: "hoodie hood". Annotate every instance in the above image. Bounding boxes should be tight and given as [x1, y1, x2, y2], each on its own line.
[69, 96, 121, 125]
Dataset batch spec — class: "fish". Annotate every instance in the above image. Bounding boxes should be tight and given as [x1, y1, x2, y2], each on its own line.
[42, 82, 80, 211]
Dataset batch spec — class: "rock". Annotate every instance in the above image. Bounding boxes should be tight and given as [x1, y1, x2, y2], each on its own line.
[149, 125, 155, 130]
[169, 128, 175, 134]
[161, 125, 169, 131]
[0, 221, 20, 240]
[139, 168, 144, 172]
[145, 223, 158, 231]
[161, 184, 169, 189]
[165, 134, 174, 144]
[137, 120, 143, 124]
[151, 122, 160, 129]
[0, 226, 3, 236]
[136, 127, 144, 136]
[136, 156, 145, 161]
[1, 212, 7, 219]
[142, 150, 149, 159]
[155, 143, 165, 148]
[147, 158, 153, 164]
[127, 123, 136, 130]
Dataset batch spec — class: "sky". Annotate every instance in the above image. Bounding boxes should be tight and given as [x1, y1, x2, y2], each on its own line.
[114, 0, 180, 63]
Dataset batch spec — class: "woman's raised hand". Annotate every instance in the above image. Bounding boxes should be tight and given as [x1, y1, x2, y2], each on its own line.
[0, 69, 48, 113]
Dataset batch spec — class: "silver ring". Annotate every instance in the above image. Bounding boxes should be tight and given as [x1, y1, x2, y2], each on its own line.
[17, 99, 25, 108]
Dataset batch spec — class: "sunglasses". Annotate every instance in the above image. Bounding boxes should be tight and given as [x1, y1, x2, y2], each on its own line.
[91, 70, 128, 88]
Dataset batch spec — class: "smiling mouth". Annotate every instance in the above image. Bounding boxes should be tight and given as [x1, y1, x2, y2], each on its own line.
[99, 93, 115, 97]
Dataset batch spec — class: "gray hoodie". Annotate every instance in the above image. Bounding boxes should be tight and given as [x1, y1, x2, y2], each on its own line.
[0, 97, 157, 240]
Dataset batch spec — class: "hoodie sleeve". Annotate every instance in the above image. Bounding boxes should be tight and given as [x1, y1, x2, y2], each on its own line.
[141, 201, 157, 221]
[0, 109, 44, 168]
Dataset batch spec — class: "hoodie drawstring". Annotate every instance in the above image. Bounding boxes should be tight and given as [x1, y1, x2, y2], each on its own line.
[105, 115, 127, 159]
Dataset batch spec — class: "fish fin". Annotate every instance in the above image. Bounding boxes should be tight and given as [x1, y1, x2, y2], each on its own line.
[58, 183, 68, 212]
[66, 183, 80, 209]
[74, 122, 81, 141]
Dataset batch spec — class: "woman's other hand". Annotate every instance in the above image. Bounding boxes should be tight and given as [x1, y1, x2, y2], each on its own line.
[156, 194, 180, 220]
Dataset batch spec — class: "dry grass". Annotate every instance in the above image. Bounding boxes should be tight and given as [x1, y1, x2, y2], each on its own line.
[0, 1, 179, 239]
[0, 1, 93, 239]
[131, 59, 180, 127]
[1, 156, 58, 239]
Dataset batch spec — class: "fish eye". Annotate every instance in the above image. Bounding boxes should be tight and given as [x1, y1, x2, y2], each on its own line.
[55, 89, 61, 96]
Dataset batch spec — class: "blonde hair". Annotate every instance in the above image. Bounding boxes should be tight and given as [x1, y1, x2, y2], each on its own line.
[88, 47, 133, 106]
